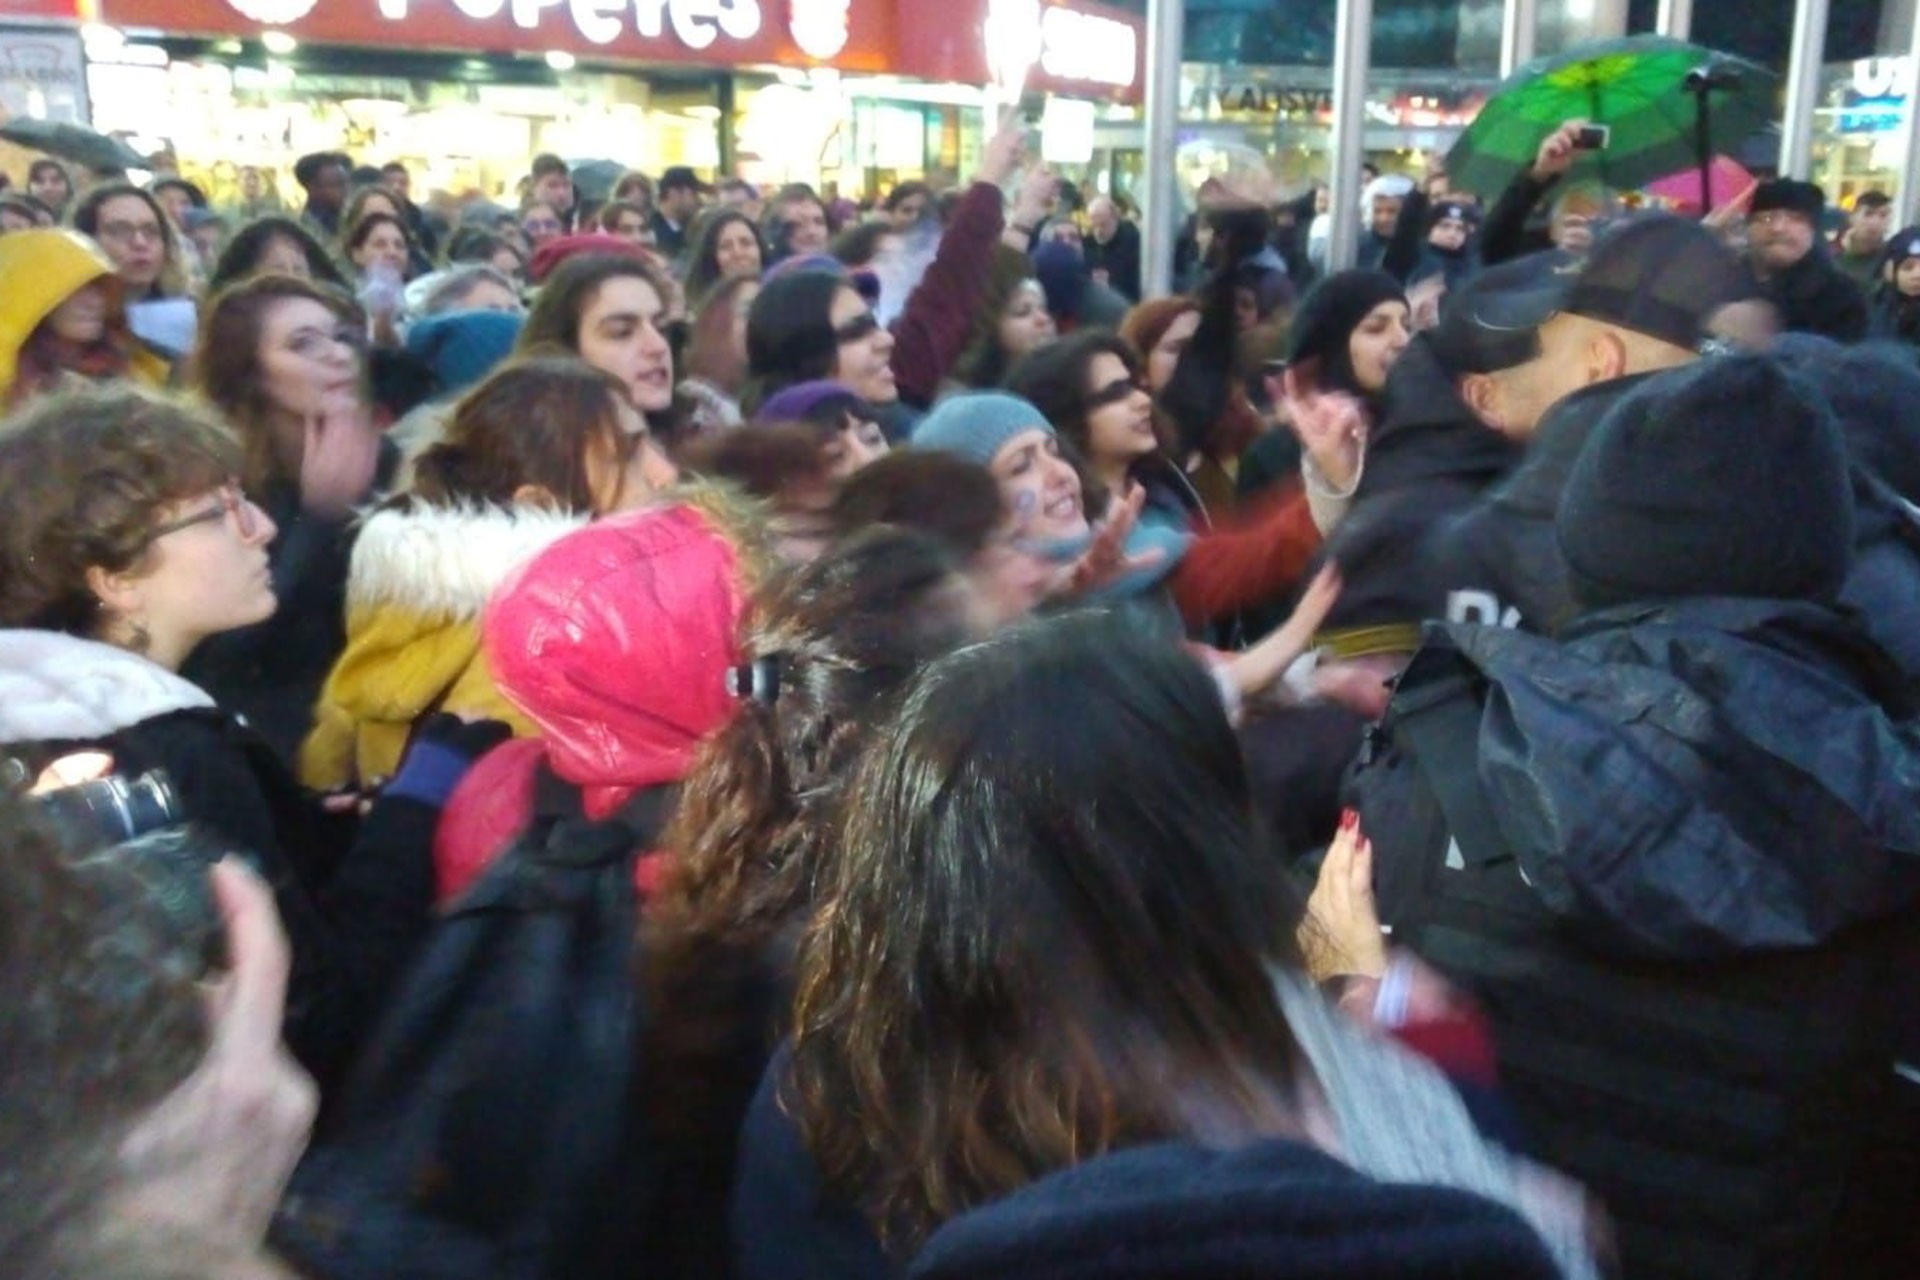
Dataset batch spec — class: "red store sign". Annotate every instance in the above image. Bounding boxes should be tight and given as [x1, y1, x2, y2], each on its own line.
[96, 0, 897, 73]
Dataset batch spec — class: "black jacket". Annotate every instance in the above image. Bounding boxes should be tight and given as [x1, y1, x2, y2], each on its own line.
[0, 629, 465, 1099]
[1318, 336, 1520, 651]
[184, 439, 399, 764]
[1085, 219, 1143, 302]
[1752, 245, 1871, 344]
[1843, 474, 1920, 686]
[1870, 287, 1920, 351]
[1428, 373, 1653, 634]
[1355, 599, 1920, 1279]
[1479, 170, 1558, 267]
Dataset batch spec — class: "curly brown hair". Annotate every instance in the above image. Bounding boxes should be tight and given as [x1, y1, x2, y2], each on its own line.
[789, 612, 1307, 1250]
[0, 384, 239, 636]
[191, 273, 359, 493]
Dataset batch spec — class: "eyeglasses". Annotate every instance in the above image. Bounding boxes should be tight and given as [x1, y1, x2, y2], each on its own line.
[286, 325, 367, 358]
[96, 220, 165, 245]
[1085, 375, 1146, 410]
[145, 483, 259, 545]
[522, 217, 563, 235]
[832, 311, 881, 344]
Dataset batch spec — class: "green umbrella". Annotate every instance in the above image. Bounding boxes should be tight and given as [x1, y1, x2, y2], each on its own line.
[1446, 35, 1776, 203]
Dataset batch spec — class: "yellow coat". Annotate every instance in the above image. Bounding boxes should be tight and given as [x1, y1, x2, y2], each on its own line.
[299, 502, 588, 791]
[0, 229, 170, 400]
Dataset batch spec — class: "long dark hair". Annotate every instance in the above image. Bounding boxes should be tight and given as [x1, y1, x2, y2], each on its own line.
[643, 526, 979, 1170]
[518, 253, 670, 357]
[684, 209, 763, 310]
[791, 612, 1307, 1249]
[741, 271, 845, 415]
[208, 217, 348, 295]
[952, 245, 1044, 390]
[1005, 329, 1156, 459]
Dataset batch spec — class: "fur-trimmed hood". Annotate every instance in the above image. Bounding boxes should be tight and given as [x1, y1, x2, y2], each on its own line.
[0, 630, 214, 744]
[346, 500, 591, 621]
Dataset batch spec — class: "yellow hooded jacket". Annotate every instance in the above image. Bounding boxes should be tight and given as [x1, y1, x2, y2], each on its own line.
[0, 229, 169, 401]
[299, 501, 590, 791]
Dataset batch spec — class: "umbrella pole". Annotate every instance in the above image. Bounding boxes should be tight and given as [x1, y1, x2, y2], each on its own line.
[1693, 86, 1712, 221]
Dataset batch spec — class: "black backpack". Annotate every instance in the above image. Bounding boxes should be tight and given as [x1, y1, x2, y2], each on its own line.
[271, 763, 672, 1280]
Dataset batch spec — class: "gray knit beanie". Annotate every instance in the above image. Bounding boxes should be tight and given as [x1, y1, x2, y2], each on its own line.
[911, 391, 1053, 468]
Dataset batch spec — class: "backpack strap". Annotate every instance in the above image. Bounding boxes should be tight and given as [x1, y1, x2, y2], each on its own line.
[1385, 656, 1507, 872]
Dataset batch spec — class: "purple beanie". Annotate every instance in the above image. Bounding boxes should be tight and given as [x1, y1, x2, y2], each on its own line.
[754, 379, 863, 426]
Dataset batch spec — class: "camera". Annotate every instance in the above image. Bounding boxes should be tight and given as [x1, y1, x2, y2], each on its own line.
[35, 769, 181, 851]
[1573, 124, 1610, 151]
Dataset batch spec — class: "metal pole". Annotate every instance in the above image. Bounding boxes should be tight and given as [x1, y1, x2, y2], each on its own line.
[1897, 0, 1920, 221]
[1140, 0, 1183, 297]
[1326, 0, 1372, 269]
[1779, 0, 1830, 179]
[1655, 0, 1693, 41]
[1500, 0, 1538, 79]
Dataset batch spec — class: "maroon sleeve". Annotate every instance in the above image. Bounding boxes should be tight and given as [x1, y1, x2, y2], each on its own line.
[1166, 485, 1321, 628]
[889, 181, 1005, 407]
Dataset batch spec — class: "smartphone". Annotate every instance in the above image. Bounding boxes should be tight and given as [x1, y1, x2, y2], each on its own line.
[1573, 124, 1610, 151]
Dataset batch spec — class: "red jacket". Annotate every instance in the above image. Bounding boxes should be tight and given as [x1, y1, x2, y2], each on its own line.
[434, 500, 757, 903]
[891, 181, 1005, 407]
[1168, 482, 1321, 629]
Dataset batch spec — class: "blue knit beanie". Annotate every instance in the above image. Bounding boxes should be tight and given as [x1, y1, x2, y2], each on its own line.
[911, 391, 1054, 468]
[406, 308, 525, 397]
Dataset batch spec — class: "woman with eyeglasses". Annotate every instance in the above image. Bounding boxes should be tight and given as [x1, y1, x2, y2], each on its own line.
[72, 183, 201, 363]
[0, 228, 172, 406]
[0, 384, 507, 1099]
[185, 274, 399, 763]
[520, 198, 567, 252]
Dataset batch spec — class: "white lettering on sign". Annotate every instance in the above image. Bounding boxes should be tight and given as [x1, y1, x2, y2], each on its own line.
[377, 0, 764, 50]
[1853, 56, 1913, 101]
[1037, 6, 1134, 88]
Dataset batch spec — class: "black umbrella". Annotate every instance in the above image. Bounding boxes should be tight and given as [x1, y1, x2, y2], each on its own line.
[0, 118, 149, 174]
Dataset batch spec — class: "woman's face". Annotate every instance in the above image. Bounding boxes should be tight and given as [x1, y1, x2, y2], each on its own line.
[1082, 352, 1155, 467]
[129, 483, 280, 660]
[1897, 257, 1920, 298]
[969, 523, 1054, 627]
[352, 222, 410, 277]
[489, 246, 525, 283]
[715, 219, 762, 278]
[156, 186, 192, 229]
[92, 194, 167, 292]
[613, 210, 651, 244]
[521, 202, 565, 247]
[577, 275, 674, 412]
[1348, 300, 1412, 394]
[997, 282, 1058, 360]
[585, 396, 680, 513]
[991, 427, 1087, 543]
[257, 234, 312, 279]
[820, 411, 890, 480]
[781, 198, 830, 254]
[256, 297, 363, 422]
[1146, 309, 1200, 393]
[827, 286, 897, 404]
[46, 281, 110, 345]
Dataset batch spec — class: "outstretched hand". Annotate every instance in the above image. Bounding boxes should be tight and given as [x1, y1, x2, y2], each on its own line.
[300, 402, 381, 520]
[1056, 482, 1164, 597]
[1277, 366, 1368, 493]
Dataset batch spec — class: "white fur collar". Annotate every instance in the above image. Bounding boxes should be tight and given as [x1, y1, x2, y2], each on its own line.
[0, 630, 215, 743]
[348, 502, 589, 618]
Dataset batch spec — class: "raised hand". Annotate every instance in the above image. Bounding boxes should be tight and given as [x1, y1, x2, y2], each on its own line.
[299, 402, 382, 519]
[1530, 120, 1588, 182]
[1058, 482, 1164, 597]
[1301, 811, 1387, 982]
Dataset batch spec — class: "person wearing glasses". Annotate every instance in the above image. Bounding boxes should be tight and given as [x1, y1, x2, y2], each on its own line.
[0, 228, 171, 406]
[186, 275, 399, 764]
[71, 183, 201, 360]
[0, 384, 506, 1099]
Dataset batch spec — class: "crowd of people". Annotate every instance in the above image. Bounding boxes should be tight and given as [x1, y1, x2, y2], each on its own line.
[1, 106, 1919, 1280]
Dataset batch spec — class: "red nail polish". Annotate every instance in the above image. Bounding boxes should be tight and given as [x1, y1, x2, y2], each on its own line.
[1340, 808, 1358, 832]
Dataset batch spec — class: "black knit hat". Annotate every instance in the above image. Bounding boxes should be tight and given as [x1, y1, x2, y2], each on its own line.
[1284, 270, 1408, 399]
[1750, 178, 1826, 222]
[909, 1139, 1562, 1280]
[1557, 354, 1856, 611]
[1429, 250, 1580, 375]
[1773, 334, 1920, 505]
[1427, 199, 1478, 232]
[1883, 225, 1920, 271]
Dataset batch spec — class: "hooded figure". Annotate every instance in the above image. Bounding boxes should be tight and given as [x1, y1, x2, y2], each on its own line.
[0, 229, 169, 405]
[1355, 354, 1920, 1280]
[1870, 224, 1920, 349]
[432, 490, 775, 904]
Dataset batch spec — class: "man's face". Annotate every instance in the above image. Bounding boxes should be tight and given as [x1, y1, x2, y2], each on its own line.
[1429, 215, 1469, 252]
[382, 167, 411, 201]
[662, 185, 700, 221]
[533, 170, 574, 214]
[309, 163, 348, 212]
[1088, 199, 1117, 240]
[1748, 209, 1815, 271]
[1369, 195, 1403, 239]
[1852, 202, 1892, 246]
[1464, 315, 1608, 441]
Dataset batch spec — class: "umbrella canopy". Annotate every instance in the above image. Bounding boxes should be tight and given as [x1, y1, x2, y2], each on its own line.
[1644, 155, 1754, 213]
[1446, 35, 1776, 202]
[0, 118, 148, 175]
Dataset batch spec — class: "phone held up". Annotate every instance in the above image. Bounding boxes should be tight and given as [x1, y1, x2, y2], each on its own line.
[1572, 124, 1610, 151]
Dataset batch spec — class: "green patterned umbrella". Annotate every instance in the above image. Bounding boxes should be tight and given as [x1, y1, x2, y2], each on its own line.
[1446, 35, 1777, 202]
